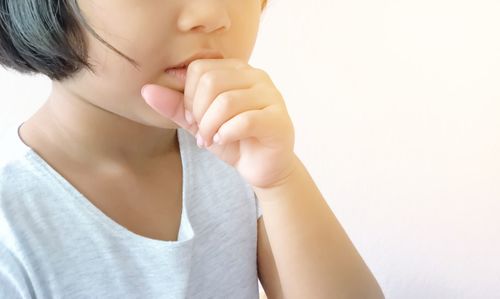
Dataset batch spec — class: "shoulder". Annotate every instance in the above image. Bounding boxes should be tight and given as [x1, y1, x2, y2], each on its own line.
[0, 123, 34, 178]
[0, 124, 51, 240]
[0, 126, 40, 199]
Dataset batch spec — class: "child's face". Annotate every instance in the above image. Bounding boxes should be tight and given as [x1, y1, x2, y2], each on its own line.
[60, 0, 263, 130]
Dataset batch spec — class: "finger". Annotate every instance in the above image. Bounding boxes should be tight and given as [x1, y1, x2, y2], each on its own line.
[141, 84, 199, 135]
[191, 68, 262, 125]
[197, 88, 269, 147]
[213, 106, 279, 146]
[184, 58, 248, 114]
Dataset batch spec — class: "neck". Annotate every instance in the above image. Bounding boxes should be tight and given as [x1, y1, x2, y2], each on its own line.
[22, 82, 178, 171]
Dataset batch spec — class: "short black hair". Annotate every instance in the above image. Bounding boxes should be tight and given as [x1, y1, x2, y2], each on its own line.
[0, 0, 138, 81]
[0, 0, 268, 82]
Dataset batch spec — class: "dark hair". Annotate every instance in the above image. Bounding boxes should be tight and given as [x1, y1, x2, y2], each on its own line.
[0, 0, 141, 81]
[0, 0, 268, 82]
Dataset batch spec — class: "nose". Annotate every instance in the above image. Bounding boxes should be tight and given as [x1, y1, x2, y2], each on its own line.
[177, 1, 231, 34]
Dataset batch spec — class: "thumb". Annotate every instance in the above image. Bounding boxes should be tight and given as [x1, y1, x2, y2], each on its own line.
[141, 84, 192, 131]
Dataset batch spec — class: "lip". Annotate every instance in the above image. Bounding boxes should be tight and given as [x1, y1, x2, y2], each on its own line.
[164, 67, 188, 87]
[164, 49, 225, 71]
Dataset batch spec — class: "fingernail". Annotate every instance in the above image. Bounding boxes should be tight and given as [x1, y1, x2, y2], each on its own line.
[196, 133, 204, 148]
[190, 123, 199, 136]
[140, 85, 149, 99]
[185, 110, 194, 125]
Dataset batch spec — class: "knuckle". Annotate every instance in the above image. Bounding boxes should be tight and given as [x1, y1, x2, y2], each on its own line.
[199, 72, 218, 91]
[217, 93, 234, 113]
[239, 114, 253, 130]
[233, 59, 249, 69]
[187, 60, 204, 74]
[256, 68, 270, 80]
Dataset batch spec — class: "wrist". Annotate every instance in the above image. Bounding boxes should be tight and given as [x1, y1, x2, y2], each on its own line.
[253, 154, 302, 191]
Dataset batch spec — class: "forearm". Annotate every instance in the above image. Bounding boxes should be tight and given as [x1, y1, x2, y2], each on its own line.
[253, 155, 385, 299]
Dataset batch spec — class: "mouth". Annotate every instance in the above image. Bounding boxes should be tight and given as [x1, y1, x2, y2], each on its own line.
[165, 66, 187, 81]
[163, 49, 224, 92]
[163, 66, 188, 90]
[164, 49, 225, 71]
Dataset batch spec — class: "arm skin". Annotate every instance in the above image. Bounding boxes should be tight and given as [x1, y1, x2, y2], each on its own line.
[254, 154, 385, 299]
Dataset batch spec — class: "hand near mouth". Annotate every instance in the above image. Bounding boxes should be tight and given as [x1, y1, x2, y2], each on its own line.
[141, 58, 297, 190]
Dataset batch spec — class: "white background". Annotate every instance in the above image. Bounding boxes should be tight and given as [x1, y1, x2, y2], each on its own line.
[1, 0, 499, 298]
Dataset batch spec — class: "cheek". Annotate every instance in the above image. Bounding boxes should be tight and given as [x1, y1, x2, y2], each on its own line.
[223, 24, 260, 63]
[80, 2, 172, 75]
[82, 36, 152, 99]
[224, 3, 261, 60]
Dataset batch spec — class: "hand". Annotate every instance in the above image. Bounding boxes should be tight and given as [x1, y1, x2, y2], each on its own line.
[141, 58, 297, 189]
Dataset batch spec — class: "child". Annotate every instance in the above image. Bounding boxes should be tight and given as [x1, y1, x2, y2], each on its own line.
[0, 0, 384, 298]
